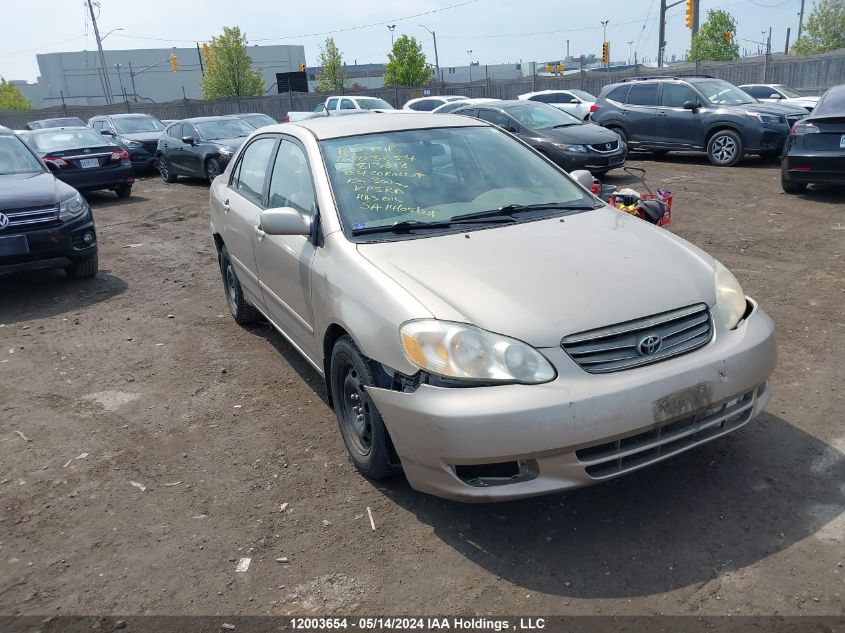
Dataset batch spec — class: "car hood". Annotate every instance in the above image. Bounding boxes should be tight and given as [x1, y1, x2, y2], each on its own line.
[208, 137, 247, 150]
[356, 207, 717, 347]
[534, 123, 620, 144]
[740, 102, 808, 116]
[0, 171, 77, 209]
[118, 131, 165, 142]
[784, 96, 819, 106]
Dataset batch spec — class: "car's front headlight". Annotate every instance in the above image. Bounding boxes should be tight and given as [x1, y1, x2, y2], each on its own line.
[714, 260, 746, 329]
[218, 146, 234, 156]
[555, 143, 588, 153]
[746, 111, 782, 125]
[58, 192, 89, 222]
[400, 320, 557, 385]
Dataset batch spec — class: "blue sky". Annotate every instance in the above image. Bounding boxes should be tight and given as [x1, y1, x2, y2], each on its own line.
[1, 0, 809, 81]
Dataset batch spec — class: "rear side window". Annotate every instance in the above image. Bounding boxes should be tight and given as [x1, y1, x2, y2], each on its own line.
[661, 83, 698, 108]
[410, 99, 438, 112]
[529, 94, 553, 103]
[168, 124, 183, 139]
[627, 83, 659, 106]
[606, 85, 631, 103]
[326, 98, 339, 110]
[231, 137, 277, 206]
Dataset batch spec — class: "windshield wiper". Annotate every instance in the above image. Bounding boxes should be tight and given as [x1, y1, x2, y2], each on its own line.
[452, 202, 602, 221]
[350, 216, 517, 236]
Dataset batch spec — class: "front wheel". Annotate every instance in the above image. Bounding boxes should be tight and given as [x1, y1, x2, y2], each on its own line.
[65, 253, 98, 280]
[219, 245, 259, 324]
[707, 130, 744, 167]
[330, 336, 401, 480]
[206, 158, 222, 183]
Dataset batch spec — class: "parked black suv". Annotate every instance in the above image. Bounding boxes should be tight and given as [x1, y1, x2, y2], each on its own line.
[88, 113, 166, 170]
[590, 76, 809, 166]
[0, 126, 98, 279]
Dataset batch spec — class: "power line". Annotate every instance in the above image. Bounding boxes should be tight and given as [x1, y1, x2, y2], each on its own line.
[438, 16, 659, 40]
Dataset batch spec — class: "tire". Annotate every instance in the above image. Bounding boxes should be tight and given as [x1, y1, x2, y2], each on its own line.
[329, 336, 401, 480]
[65, 253, 98, 280]
[157, 155, 177, 183]
[609, 126, 628, 145]
[707, 129, 744, 167]
[205, 158, 222, 183]
[781, 173, 807, 194]
[115, 184, 132, 199]
[219, 245, 259, 324]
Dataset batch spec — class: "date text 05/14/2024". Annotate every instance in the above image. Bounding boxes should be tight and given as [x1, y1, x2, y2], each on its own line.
[289, 617, 547, 630]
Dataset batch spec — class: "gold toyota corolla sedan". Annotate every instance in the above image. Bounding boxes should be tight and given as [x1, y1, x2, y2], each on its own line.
[208, 113, 776, 502]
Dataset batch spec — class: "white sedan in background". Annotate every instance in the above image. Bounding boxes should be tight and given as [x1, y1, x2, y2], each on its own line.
[738, 84, 819, 112]
[403, 96, 467, 111]
[518, 89, 597, 120]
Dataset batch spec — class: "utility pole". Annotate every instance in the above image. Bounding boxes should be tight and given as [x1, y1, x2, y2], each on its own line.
[658, 0, 666, 67]
[601, 20, 610, 70]
[387, 24, 396, 47]
[692, 0, 700, 38]
[196, 42, 204, 75]
[797, 0, 805, 41]
[784, 27, 791, 54]
[467, 50, 473, 83]
[627, 40, 634, 65]
[420, 26, 440, 84]
[566, 39, 570, 61]
[86, 0, 113, 104]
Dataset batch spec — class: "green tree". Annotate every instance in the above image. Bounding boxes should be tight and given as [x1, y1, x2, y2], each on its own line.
[689, 10, 740, 61]
[792, 0, 845, 54]
[383, 35, 430, 86]
[0, 78, 31, 110]
[201, 26, 264, 99]
[317, 37, 347, 93]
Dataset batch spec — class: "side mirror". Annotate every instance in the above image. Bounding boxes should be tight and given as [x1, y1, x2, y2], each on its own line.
[44, 160, 59, 173]
[770, 93, 782, 99]
[682, 100, 699, 111]
[260, 207, 312, 236]
[569, 169, 595, 190]
[100, 129, 115, 136]
[569, 98, 580, 104]
[181, 136, 196, 145]
[508, 125, 520, 134]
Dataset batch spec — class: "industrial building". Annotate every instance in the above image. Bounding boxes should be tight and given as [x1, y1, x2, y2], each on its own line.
[29, 44, 306, 107]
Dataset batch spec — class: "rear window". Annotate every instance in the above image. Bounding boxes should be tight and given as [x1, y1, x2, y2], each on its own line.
[813, 86, 845, 116]
[113, 116, 165, 134]
[606, 85, 631, 103]
[28, 128, 110, 152]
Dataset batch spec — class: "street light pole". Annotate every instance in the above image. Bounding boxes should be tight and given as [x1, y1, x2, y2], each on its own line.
[628, 40, 634, 65]
[467, 49, 473, 83]
[420, 25, 440, 84]
[387, 24, 396, 47]
[601, 20, 610, 70]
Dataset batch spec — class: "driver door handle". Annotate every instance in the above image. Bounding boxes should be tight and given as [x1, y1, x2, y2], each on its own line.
[222, 199, 230, 213]
[253, 225, 266, 241]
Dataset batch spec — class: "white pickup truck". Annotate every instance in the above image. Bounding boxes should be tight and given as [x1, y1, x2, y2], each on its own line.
[284, 95, 397, 122]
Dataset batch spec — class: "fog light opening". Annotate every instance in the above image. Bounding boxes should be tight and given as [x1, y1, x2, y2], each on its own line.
[82, 232, 95, 245]
[453, 459, 539, 487]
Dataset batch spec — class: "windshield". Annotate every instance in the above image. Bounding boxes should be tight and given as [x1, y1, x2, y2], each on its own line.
[504, 103, 582, 129]
[242, 114, 276, 128]
[776, 85, 805, 98]
[320, 126, 595, 238]
[0, 135, 44, 175]
[28, 128, 110, 153]
[195, 118, 254, 140]
[358, 98, 394, 110]
[696, 81, 755, 105]
[569, 89, 596, 101]
[113, 116, 165, 134]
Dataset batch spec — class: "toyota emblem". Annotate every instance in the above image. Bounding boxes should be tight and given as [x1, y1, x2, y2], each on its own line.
[637, 335, 662, 356]
[83, 148, 91, 154]
[0, 213, 9, 230]
[605, 143, 612, 150]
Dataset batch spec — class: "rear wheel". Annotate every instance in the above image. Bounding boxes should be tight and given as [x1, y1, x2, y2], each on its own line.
[115, 184, 132, 199]
[330, 336, 401, 480]
[707, 129, 744, 167]
[609, 126, 628, 145]
[158, 155, 177, 183]
[65, 253, 98, 280]
[781, 173, 807, 194]
[219, 245, 259, 324]
[206, 158, 222, 183]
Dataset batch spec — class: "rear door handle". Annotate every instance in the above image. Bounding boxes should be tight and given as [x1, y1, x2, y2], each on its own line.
[254, 226, 266, 241]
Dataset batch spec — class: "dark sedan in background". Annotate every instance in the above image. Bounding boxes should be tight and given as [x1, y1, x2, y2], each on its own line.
[781, 84, 845, 194]
[231, 112, 277, 129]
[0, 125, 98, 279]
[452, 100, 627, 175]
[156, 116, 254, 183]
[25, 117, 86, 131]
[88, 113, 166, 170]
[21, 127, 134, 198]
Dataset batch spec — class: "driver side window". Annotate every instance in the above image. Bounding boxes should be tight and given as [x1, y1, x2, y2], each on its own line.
[477, 109, 512, 130]
[267, 140, 316, 216]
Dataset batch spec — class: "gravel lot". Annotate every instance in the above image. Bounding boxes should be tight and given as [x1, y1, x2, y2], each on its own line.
[1, 155, 843, 617]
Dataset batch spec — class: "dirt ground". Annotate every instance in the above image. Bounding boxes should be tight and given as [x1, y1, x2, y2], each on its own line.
[1, 154, 844, 618]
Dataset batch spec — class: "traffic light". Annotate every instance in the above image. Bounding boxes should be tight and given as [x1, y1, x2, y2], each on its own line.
[169, 53, 179, 72]
[723, 31, 733, 43]
[298, 62, 306, 72]
[601, 42, 609, 64]
[685, 0, 694, 29]
[556, 63, 563, 73]
[202, 42, 211, 58]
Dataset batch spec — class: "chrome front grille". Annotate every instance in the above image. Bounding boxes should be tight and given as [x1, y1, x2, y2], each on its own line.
[576, 386, 759, 478]
[561, 304, 713, 373]
[3, 206, 59, 229]
[588, 140, 620, 153]
[141, 141, 158, 153]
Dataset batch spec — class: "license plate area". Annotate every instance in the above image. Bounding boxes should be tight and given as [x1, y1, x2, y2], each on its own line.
[80, 158, 100, 169]
[0, 234, 30, 256]
[840, 134, 845, 149]
[652, 382, 713, 424]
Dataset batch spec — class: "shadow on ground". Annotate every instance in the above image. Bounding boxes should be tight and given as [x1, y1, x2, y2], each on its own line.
[375, 413, 845, 598]
[0, 270, 127, 325]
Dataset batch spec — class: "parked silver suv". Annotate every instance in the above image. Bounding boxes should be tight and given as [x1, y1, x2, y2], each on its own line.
[208, 114, 776, 501]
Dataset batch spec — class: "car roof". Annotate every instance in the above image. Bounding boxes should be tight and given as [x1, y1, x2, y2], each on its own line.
[289, 113, 487, 140]
[522, 89, 573, 96]
[105, 113, 157, 118]
[25, 126, 92, 133]
[180, 116, 240, 123]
